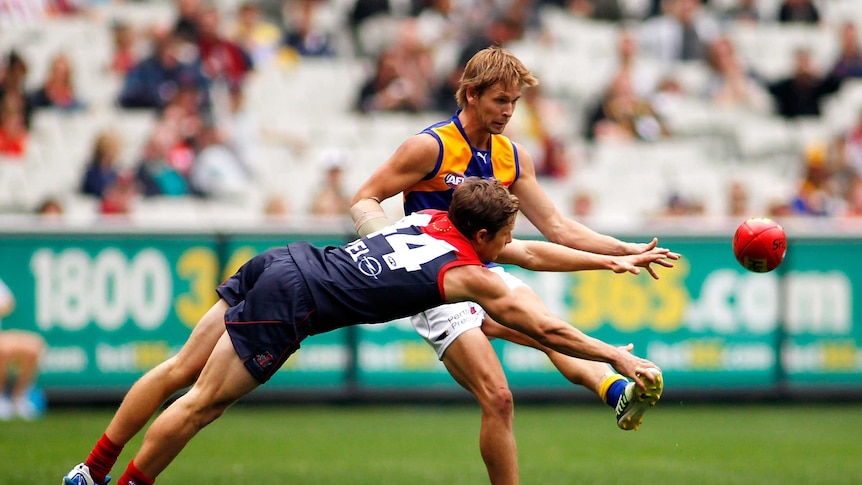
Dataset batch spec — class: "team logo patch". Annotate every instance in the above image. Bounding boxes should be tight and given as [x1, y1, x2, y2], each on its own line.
[444, 172, 465, 189]
[254, 351, 275, 370]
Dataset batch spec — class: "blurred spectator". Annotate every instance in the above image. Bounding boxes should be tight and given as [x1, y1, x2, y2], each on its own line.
[0, 95, 29, 158]
[110, 22, 139, 76]
[37, 197, 63, 215]
[843, 110, 862, 176]
[504, 84, 572, 178]
[606, 29, 661, 97]
[586, 69, 670, 142]
[571, 191, 594, 218]
[189, 124, 252, 199]
[830, 22, 862, 80]
[702, 35, 771, 112]
[843, 176, 862, 217]
[777, 0, 819, 24]
[722, 0, 760, 24]
[28, 52, 86, 112]
[134, 130, 191, 197]
[565, 0, 624, 22]
[263, 193, 291, 219]
[173, 0, 203, 43]
[195, 4, 254, 91]
[80, 130, 123, 197]
[0, 275, 45, 421]
[231, 1, 283, 67]
[347, 0, 392, 57]
[283, 0, 336, 58]
[726, 179, 749, 218]
[789, 141, 843, 216]
[766, 49, 842, 119]
[638, 0, 720, 66]
[356, 20, 436, 114]
[118, 30, 209, 110]
[661, 191, 704, 216]
[100, 170, 138, 216]
[0, 51, 33, 128]
[310, 148, 351, 216]
[432, 10, 525, 114]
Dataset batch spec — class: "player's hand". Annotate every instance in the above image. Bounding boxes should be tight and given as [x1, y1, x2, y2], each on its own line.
[610, 246, 679, 279]
[622, 238, 681, 279]
[615, 344, 662, 390]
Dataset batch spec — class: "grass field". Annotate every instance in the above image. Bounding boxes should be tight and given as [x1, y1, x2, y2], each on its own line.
[3, 402, 860, 484]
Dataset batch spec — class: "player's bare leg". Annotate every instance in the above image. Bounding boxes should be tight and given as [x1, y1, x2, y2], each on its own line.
[117, 331, 260, 483]
[105, 299, 229, 445]
[442, 327, 518, 485]
[64, 300, 231, 485]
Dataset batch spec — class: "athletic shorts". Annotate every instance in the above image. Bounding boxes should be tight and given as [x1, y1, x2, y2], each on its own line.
[216, 247, 316, 383]
[410, 265, 526, 359]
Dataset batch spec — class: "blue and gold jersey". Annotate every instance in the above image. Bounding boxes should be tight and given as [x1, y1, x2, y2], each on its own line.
[403, 112, 520, 214]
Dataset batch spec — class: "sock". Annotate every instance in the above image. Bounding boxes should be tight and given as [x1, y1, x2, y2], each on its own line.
[86, 434, 124, 484]
[118, 460, 155, 485]
[598, 374, 628, 407]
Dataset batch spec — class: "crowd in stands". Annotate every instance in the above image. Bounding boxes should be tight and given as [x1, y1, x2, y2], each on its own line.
[2, 0, 862, 226]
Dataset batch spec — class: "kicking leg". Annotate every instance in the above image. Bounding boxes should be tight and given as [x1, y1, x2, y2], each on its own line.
[442, 327, 518, 485]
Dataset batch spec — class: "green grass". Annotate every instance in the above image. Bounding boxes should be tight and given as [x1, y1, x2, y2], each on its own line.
[3, 403, 860, 484]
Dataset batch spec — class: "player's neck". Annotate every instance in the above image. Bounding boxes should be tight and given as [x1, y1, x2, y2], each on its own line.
[457, 110, 491, 150]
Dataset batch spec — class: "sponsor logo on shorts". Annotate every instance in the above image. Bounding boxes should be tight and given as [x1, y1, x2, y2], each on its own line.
[254, 351, 275, 370]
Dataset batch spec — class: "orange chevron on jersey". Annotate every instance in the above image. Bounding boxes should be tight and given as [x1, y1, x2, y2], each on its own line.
[403, 113, 520, 214]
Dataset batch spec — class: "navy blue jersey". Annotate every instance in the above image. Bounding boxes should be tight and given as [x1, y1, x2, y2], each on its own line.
[291, 210, 483, 335]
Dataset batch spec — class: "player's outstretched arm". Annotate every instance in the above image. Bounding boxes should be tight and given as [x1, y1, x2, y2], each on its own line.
[443, 265, 659, 388]
[496, 239, 678, 278]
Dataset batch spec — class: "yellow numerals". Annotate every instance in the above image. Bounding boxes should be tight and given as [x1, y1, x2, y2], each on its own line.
[175, 247, 219, 329]
[567, 258, 691, 332]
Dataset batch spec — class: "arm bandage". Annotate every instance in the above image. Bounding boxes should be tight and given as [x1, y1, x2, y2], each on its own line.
[350, 198, 390, 237]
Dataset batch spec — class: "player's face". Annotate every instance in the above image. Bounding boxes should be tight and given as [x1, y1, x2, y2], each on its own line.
[479, 216, 516, 262]
[476, 82, 521, 135]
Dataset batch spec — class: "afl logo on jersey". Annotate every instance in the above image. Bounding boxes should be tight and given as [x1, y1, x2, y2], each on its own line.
[444, 172, 465, 189]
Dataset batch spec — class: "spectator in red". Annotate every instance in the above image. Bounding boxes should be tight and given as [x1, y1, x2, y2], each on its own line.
[28, 52, 86, 111]
[0, 96, 28, 158]
[195, 5, 254, 91]
[100, 170, 138, 216]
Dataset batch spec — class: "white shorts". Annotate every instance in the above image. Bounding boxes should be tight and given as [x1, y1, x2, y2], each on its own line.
[410, 266, 526, 359]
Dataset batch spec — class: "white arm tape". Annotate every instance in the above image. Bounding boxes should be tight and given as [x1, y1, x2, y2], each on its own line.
[350, 198, 390, 237]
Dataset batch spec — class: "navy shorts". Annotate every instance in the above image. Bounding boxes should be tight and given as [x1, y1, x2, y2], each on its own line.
[216, 246, 316, 383]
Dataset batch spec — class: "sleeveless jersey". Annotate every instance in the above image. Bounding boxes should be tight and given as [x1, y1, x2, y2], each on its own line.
[290, 210, 483, 335]
[403, 112, 520, 214]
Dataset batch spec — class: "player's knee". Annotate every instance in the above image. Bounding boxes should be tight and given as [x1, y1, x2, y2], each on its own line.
[163, 357, 201, 388]
[482, 386, 515, 420]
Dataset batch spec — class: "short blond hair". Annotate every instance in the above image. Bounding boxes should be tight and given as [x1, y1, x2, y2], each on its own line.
[455, 46, 539, 108]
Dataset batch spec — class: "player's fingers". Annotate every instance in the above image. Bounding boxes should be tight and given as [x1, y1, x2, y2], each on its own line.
[645, 264, 660, 280]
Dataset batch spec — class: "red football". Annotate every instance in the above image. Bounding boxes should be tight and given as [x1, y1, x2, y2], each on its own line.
[732, 217, 787, 273]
